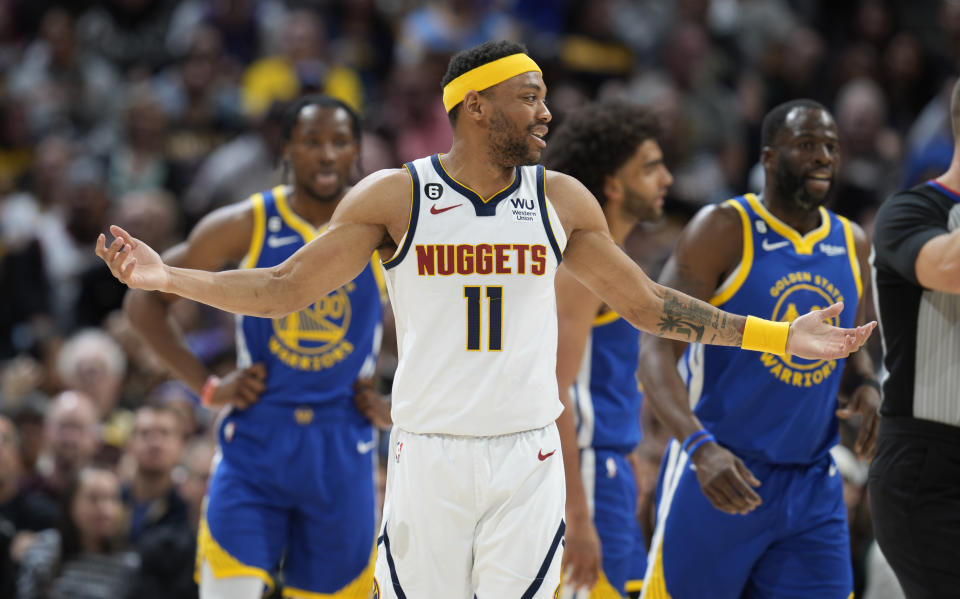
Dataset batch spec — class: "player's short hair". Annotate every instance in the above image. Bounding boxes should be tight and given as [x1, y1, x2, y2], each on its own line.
[760, 99, 829, 150]
[282, 94, 362, 144]
[442, 40, 530, 124]
[543, 101, 661, 206]
[950, 79, 960, 141]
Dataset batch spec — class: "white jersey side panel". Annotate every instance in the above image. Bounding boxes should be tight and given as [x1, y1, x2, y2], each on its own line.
[382, 155, 567, 436]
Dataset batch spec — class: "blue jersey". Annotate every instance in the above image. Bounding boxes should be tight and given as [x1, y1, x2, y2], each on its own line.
[235, 186, 385, 407]
[574, 311, 642, 452]
[680, 194, 862, 464]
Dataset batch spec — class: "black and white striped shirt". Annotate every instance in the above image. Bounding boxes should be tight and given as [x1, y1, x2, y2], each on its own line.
[871, 181, 960, 428]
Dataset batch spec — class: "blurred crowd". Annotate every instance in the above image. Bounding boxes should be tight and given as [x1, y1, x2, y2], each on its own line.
[1, 0, 957, 597]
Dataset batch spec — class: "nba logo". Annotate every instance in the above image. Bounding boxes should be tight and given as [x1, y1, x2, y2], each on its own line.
[396, 441, 403, 463]
[224, 421, 236, 443]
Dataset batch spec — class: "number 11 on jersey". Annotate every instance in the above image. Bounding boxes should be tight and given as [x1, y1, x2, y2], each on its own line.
[464, 286, 502, 351]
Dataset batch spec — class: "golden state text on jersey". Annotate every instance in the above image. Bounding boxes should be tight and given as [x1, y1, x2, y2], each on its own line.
[381, 155, 567, 436]
[237, 186, 385, 406]
[680, 194, 862, 463]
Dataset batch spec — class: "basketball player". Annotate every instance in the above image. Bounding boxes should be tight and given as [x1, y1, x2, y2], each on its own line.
[544, 102, 672, 597]
[869, 79, 960, 599]
[96, 43, 875, 598]
[637, 100, 879, 599]
[123, 95, 387, 599]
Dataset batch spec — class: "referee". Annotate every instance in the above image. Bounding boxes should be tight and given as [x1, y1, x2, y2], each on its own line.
[868, 79, 960, 599]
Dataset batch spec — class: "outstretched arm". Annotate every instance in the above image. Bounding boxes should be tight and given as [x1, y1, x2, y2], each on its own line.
[97, 169, 409, 319]
[546, 171, 875, 359]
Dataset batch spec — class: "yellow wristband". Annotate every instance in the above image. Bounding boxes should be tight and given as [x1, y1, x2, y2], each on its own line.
[741, 316, 790, 354]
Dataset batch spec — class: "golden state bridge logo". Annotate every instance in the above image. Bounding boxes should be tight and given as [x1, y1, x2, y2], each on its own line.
[268, 281, 356, 371]
[761, 270, 844, 387]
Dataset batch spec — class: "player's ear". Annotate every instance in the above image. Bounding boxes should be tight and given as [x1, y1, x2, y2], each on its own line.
[603, 174, 623, 205]
[760, 145, 775, 172]
[462, 90, 485, 122]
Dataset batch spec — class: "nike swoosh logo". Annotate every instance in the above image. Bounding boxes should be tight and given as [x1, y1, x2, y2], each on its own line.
[430, 204, 462, 215]
[267, 235, 301, 248]
[761, 239, 790, 251]
[538, 449, 556, 461]
[357, 439, 377, 455]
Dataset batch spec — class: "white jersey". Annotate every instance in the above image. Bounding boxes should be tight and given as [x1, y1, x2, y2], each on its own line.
[382, 154, 568, 436]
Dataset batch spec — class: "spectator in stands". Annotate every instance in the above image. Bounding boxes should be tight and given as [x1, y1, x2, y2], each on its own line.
[27, 391, 100, 502]
[0, 413, 57, 579]
[123, 403, 189, 543]
[17, 465, 140, 599]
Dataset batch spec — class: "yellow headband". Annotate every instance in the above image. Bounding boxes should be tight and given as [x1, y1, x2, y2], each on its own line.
[442, 53, 542, 112]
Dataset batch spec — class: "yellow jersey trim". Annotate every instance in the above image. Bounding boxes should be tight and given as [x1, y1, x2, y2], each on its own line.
[370, 251, 387, 301]
[710, 199, 753, 306]
[241, 193, 266, 269]
[195, 518, 274, 592]
[745, 193, 830, 255]
[587, 570, 627, 598]
[642, 542, 673, 599]
[838, 216, 862, 301]
[593, 310, 620, 327]
[436, 154, 516, 204]
[281, 548, 376, 599]
[275, 185, 319, 242]
[382, 165, 415, 267]
[625, 579, 644, 593]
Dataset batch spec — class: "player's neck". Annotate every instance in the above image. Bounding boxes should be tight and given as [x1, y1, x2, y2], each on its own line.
[289, 185, 342, 229]
[760, 192, 822, 236]
[441, 141, 517, 200]
[604, 203, 636, 245]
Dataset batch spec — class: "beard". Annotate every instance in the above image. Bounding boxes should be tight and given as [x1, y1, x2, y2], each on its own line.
[488, 108, 539, 167]
[296, 174, 344, 203]
[773, 157, 833, 211]
[622, 186, 661, 223]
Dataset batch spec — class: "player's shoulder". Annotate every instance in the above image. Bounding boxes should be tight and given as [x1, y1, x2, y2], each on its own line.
[684, 198, 745, 239]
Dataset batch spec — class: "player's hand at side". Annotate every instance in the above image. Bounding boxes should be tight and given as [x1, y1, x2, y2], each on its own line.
[354, 379, 392, 428]
[213, 363, 267, 410]
[95, 225, 169, 291]
[836, 383, 880, 461]
[561, 513, 601, 592]
[786, 302, 876, 360]
[691, 442, 762, 515]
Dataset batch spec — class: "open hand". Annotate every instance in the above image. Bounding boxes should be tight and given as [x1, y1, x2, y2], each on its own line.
[691, 442, 762, 515]
[786, 302, 876, 360]
[95, 225, 168, 291]
[561, 513, 601, 592]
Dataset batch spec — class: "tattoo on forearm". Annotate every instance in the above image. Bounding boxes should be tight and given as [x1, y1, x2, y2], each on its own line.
[658, 291, 741, 345]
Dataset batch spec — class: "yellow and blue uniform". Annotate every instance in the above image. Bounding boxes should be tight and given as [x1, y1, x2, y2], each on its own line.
[643, 194, 860, 599]
[573, 312, 645, 597]
[198, 186, 385, 598]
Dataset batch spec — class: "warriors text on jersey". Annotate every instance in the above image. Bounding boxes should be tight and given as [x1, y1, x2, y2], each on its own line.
[680, 194, 861, 464]
[382, 155, 567, 436]
[237, 185, 384, 406]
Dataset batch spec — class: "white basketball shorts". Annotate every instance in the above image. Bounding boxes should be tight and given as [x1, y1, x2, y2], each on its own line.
[373, 423, 566, 598]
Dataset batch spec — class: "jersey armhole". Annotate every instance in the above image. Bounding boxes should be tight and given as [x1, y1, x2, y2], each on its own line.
[240, 192, 266, 269]
[537, 165, 564, 263]
[838, 215, 863, 301]
[710, 198, 753, 306]
[382, 163, 421, 270]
